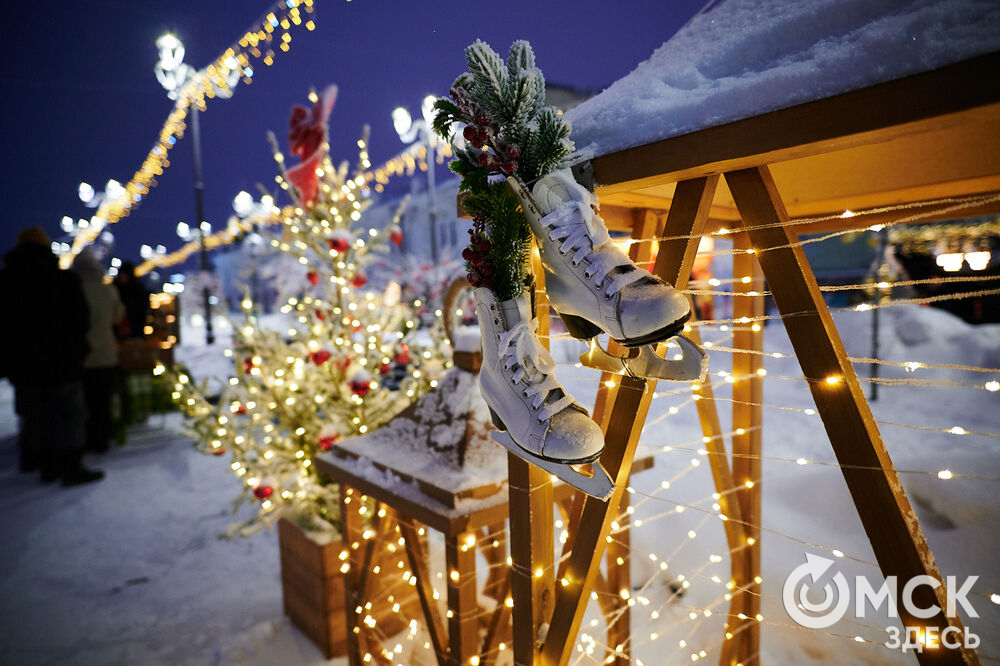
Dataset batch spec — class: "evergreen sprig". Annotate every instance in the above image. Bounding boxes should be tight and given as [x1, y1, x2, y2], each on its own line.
[431, 39, 573, 300]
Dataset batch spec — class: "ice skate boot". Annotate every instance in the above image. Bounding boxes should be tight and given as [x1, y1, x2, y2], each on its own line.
[508, 171, 708, 383]
[474, 287, 613, 500]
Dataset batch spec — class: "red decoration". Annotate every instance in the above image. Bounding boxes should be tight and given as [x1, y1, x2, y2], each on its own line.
[350, 274, 367, 288]
[390, 230, 403, 246]
[379, 362, 391, 375]
[235, 404, 248, 415]
[211, 448, 227, 456]
[315, 309, 325, 321]
[306, 270, 319, 286]
[318, 433, 341, 451]
[253, 485, 273, 500]
[243, 356, 255, 374]
[394, 345, 411, 366]
[309, 350, 331, 365]
[349, 370, 372, 397]
[328, 237, 350, 253]
[286, 84, 338, 206]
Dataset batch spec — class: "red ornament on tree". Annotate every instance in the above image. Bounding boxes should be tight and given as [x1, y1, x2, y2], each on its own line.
[328, 237, 350, 253]
[253, 485, 273, 500]
[349, 370, 372, 397]
[379, 362, 391, 375]
[318, 433, 341, 451]
[306, 271, 319, 286]
[390, 229, 403, 246]
[315, 309, 326, 321]
[286, 85, 338, 206]
[309, 350, 331, 365]
[350, 274, 367, 288]
[211, 448, 227, 456]
[234, 404, 248, 415]
[394, 345, 411, 366]
[243, 356, 255, 374]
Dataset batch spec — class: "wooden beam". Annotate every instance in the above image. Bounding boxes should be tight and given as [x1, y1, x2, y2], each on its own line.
[341, 487, 365, 666]
[725, 166, 978, 666]
[593, 53, 1000, 194]
[539, 375, 651, 666]
[729, 235, 765, 664]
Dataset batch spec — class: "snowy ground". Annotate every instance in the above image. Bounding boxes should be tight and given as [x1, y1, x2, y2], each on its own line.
[1, 304, 997, 664]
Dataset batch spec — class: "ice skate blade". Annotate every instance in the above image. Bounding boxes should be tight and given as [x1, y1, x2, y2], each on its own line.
[490, 431, 615, 501]
[580, 335, 709, 383]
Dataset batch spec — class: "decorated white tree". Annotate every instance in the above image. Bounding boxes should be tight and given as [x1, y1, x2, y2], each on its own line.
[168, 87, 450, 536]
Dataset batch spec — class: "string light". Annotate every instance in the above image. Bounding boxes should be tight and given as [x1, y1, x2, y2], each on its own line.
[60, 0, 316, 268]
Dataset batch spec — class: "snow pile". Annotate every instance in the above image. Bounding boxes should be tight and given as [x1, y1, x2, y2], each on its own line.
[567, 0, 1000, 158]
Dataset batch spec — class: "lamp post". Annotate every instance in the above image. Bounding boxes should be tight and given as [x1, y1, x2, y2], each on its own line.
[392, 95, 446, 261]
[154, 32, 237, 344]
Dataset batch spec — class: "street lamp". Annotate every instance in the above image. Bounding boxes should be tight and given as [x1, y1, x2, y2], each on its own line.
[155, 32, 237, 345]
[392, 94, 448, 261]
[231, 190, 272, 313]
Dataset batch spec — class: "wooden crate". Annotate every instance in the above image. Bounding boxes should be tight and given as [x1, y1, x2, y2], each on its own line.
[277, 518, 417, 659]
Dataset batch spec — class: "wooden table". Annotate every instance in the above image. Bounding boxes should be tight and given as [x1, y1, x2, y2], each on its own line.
[315, 446, 653, 666]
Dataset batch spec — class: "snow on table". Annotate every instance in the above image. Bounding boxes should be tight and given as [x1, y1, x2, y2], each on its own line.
[567, 0, 1000, 159]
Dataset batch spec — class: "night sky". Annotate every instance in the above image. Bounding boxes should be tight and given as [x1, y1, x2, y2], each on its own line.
[1, 0, 706, 268]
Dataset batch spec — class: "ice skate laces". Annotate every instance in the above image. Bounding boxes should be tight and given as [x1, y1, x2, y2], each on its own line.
[545, 202, 646, 298]
[498, 317, 573, 422]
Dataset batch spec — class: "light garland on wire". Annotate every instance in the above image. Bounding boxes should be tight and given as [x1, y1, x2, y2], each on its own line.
[60, 0, 317, 269]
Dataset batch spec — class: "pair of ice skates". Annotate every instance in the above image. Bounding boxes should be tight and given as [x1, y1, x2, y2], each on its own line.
[475, 170, 708, 500]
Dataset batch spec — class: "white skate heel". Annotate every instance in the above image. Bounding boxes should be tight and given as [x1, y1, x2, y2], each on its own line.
[475, 287, 613, 500]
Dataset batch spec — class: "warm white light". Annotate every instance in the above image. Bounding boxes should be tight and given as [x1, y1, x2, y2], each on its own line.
[176, 221, 190, 239]
[936, 252, 964, 272]
[392, 107, 412, 138]
[964, 251, 990, 271]
[233, 190, 253, 217]
[78, 182, 95, 204]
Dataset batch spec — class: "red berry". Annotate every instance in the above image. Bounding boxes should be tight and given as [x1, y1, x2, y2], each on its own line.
[471, 255, 483, 268]
[502, 160, 518, 174]
[351, 274, 367, 288]
[475, 111, 492, 126]
[476, 152, 490, 167]
[480, 264, 494, 276]
[477, 238, 491, 253]
[462, 248, 474, 261]
[477, 127, 490, 144]
[506, 144, 521, 159]
[329, 237, 350, 253]
[253, 485, 273, 500]
[306, 271, 319, 286]
[463, 125, 477, 142]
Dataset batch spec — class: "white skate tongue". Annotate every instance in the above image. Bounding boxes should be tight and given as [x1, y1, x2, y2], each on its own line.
[498, 298, 573, 419]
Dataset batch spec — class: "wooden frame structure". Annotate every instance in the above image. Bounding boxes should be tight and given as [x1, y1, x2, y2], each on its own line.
[501, 53, 999, 665]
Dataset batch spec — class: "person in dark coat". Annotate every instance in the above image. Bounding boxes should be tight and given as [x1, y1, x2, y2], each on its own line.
[0, 228, 104, 485]
[113, 260, 149, 339]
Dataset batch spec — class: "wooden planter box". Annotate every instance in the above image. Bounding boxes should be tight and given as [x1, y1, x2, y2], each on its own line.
[277, 518, 416, 658]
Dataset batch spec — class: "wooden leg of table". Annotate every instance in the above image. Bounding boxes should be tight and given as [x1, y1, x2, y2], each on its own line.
[399, 518, 449, 666]
[726, 166, 978, 666]
[341, 486, 365, 666]
[446, 531, 480, 666]
[730, 234, 764, 664]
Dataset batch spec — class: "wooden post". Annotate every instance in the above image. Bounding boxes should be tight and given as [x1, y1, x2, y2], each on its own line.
[730, 233, 765, 663]
[725, 166, 978, 666]
[605, 491, 631, 665]
[507, 243, 557, 666]
[399, 517, 449, 666]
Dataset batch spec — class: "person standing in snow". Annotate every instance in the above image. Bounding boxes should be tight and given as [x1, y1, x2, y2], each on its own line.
[72, 249, 126, 453]
[113, 260, 149, 339]
[0, 228, 104, 485]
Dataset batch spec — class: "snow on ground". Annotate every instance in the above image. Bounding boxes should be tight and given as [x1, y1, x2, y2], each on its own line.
[567, 0, 1000, 158]
[0, 303, 997, 664]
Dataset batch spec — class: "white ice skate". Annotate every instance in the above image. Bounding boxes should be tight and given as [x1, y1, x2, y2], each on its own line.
[474, 287, 614, 500]
[508, 171, 708, 383]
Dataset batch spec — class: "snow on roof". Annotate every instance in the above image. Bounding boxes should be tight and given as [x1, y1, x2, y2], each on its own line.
[566, 0, 1000, 159]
